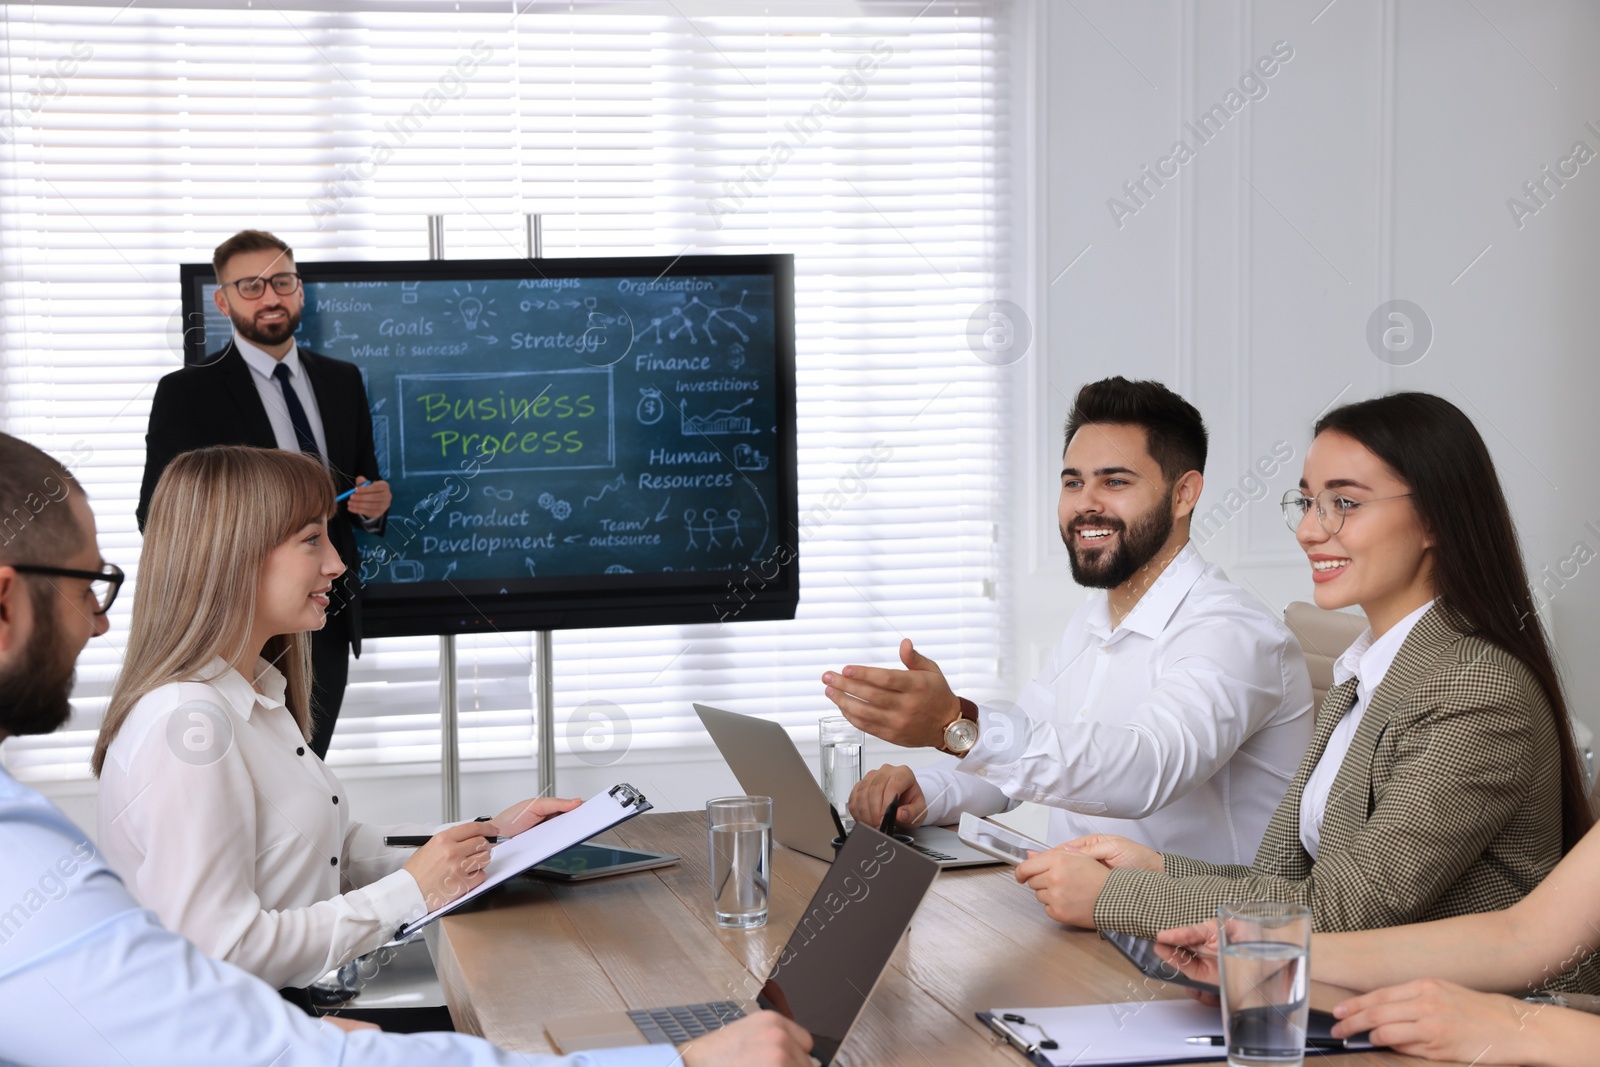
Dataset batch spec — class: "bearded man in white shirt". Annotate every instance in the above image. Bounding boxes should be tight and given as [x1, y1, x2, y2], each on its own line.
[824, 376, 1314, 866]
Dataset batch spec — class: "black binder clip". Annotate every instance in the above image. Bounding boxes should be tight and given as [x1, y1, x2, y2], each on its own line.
[609, 783, 646, 807]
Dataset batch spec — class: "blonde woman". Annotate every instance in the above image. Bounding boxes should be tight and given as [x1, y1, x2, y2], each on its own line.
[94, 446, 577, 1010]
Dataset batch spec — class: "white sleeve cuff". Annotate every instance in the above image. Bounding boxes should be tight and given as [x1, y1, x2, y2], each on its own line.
[958, 701, 1032, 774]
[364, 868, 429, 935]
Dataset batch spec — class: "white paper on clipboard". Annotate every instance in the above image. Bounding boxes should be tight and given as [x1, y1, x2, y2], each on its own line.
[395, 784, 652, 939]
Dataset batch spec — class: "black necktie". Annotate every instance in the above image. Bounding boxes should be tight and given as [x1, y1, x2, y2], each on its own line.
[271, 362, 322, 460]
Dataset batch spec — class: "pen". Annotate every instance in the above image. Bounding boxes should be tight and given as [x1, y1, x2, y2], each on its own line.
[1184, 1035, 1353, 1049]
[334, 486, 357, 503]
[983, 1014, 1038, 1056]
[385, 834, 503, 847]
[880, 794, 900, 837]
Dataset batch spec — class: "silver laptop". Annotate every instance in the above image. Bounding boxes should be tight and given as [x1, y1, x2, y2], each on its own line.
[545, 826, 939, 1064]
[694, 702, 1000, 869]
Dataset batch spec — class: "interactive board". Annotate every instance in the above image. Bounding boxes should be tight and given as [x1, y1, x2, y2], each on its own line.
[179, 254, 797, 636]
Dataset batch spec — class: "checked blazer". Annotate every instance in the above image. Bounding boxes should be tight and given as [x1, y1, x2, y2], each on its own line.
[1093, 605, 1593, 989]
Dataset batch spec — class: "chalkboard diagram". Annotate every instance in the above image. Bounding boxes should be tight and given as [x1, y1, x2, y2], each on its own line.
[643, 291, 758, 346]
[189, 272, 783, 586]
[448, 282, 501, 344]
[636, 387, 665, 425]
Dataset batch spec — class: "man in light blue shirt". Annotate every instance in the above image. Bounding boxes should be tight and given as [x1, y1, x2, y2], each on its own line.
[0, 431, 811, 1067]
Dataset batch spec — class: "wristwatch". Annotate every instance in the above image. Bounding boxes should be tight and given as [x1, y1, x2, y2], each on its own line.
[939, 698, 980, 756]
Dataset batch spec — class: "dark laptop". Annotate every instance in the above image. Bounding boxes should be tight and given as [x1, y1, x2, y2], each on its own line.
[544, 825, 939, 1064]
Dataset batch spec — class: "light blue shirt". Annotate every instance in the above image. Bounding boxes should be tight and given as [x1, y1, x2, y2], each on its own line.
[0, 763, 677, 1067]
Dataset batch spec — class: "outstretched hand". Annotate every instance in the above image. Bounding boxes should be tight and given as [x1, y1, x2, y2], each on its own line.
[822, 638, 959, 748]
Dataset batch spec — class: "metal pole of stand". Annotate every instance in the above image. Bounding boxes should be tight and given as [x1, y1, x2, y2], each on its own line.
[439, 634, 460, 822]
[427, 215, 445, 261]
[536, 631, 555, 796]
[525, 213, 556, 797]
[430, 215, 461, 822]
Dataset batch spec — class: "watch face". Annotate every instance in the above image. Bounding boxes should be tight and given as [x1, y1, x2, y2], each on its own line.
[946, 716, 979, 752]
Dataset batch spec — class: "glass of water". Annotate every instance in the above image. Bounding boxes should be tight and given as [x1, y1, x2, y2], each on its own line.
[818, 715, 864, 830]
[1217, 902, 1312, 1067]
[706, 796, 772, 929]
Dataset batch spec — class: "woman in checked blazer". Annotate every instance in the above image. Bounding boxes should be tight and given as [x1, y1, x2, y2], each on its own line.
[1013, 392, 1596, 989]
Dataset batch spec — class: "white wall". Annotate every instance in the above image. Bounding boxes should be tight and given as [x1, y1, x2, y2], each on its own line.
[1014, 0, 1600, 743]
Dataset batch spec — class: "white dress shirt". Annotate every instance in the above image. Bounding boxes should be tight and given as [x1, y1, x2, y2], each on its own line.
[2, 763, 676, 1066]
[236, 331, 383, 535]
[917, 543, 1314, 864]
[1298, 599, 1436, 859]
[97, 658, 434, 989]
[235, 332, 331, 463]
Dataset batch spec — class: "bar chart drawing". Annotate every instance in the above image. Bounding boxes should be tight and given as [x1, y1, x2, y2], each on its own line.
[682, 398, 755, 436]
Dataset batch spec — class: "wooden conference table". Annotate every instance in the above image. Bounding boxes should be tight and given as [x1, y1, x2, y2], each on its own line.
[430, 811, 1446, 1066]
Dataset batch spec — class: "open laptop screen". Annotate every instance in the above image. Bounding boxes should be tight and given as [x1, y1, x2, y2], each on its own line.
[757, 826, 939, 1064]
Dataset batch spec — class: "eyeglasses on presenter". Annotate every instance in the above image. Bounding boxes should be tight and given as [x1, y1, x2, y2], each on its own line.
[221, 272, 302, 300]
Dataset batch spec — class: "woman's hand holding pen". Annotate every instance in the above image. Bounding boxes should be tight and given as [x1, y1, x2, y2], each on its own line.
[403, 821, 500, 910]
[491, 796, 582, 838]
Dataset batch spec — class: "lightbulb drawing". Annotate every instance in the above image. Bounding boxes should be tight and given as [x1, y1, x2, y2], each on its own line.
[450, 282, 497, 338]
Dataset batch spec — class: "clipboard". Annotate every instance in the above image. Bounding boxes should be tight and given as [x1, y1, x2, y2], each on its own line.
[395, 783, 652, 939]
[978, 1000, 1369, 1067]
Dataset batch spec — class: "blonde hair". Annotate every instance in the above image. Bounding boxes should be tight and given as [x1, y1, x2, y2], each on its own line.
[94, 446, 335, 776]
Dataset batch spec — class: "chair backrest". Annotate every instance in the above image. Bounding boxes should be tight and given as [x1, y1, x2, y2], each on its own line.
[1283, 601, 1367, 713]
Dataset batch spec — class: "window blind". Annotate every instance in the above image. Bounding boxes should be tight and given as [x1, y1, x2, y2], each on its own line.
[0, 1, 1014, 783]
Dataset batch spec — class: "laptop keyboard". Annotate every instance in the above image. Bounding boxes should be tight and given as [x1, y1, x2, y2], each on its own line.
[627, 1001, 746, 1045]
[911, 842, 958, 862]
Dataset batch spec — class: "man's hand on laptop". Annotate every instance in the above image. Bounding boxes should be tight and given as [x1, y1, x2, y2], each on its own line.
[681, 1011, 814, 1067]
[821, 638, 959, 748]
[848, 765, 928, 830]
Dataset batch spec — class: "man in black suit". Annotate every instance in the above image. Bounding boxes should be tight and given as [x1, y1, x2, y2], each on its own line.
[138, 230, 390, 757]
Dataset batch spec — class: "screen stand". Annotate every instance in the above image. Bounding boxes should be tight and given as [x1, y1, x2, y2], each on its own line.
[528, 215, 556, 802]
[435, 214, 558, 823]
[440, 634, 460, 821]
[430, 214, 461, 822]
[536, 630, 555, 797]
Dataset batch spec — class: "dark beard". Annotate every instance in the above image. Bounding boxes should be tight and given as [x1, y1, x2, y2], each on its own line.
[0, 583, 77, 737]
[230, 303, 301, 348]
[1062, 494, 1175, 590]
